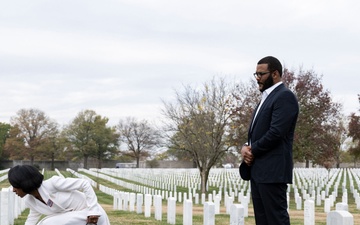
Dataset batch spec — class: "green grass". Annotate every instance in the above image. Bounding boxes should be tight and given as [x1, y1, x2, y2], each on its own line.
[106, 210, 233, 225]
[12, 209, 29, 225]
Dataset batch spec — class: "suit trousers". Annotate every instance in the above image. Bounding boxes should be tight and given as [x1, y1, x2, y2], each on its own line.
[36, 207, 110, 225]
[251, 180, 290, 225]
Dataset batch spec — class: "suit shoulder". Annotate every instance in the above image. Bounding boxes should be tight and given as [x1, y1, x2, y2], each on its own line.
[277, 85, 296, 97]
[42, 175, 63, 187]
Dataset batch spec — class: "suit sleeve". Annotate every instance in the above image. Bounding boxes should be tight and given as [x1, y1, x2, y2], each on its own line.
[24, 208, 42, 225]
[251, 90, 299, 157]
[49, 176, 101, 216]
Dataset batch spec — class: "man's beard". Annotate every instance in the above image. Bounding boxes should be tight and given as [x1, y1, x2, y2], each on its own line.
[259, 75, 274, 92]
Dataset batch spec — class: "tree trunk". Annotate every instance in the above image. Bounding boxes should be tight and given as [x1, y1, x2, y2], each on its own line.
[136, 156, 140, 168]
[97, 157, 102, 169]
[51, 152, 55, 170]
[84, 155, 88, 169]
[306, 159, 310, 168]
[200, 168, 209, 194]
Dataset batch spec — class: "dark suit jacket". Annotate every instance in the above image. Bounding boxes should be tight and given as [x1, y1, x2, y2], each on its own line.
[247, 83, 298, 184]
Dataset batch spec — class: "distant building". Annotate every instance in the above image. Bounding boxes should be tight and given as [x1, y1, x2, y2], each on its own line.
[115, 163, 137, 168]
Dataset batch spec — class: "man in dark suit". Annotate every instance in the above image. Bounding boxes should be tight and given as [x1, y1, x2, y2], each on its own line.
[240, 56, 299, 225]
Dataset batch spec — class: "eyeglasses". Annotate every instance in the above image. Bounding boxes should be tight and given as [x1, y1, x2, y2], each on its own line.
[253, 71, 271, 79]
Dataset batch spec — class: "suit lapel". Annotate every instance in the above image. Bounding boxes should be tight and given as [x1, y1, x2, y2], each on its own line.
[37, 185, 66, 213]
[249, 84, 284, 134]
[249, 103, 260, 132]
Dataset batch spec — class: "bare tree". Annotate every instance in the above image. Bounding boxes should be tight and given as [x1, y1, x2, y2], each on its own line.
[4, 108, 58, 164]
[117, 117, 161, 168]
[230, 79, 261, 148]
[162, 77, 236, 193]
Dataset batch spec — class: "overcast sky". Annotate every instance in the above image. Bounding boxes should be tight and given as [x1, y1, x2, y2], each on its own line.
[1, 0, 359, 127]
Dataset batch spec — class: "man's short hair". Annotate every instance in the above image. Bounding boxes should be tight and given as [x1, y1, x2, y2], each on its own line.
[258, 56, 283, 77]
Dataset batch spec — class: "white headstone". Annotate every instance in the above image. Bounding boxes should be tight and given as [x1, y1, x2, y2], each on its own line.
[1, 188, 10, 225]
[214, 195, 221, 214]
[204, 202, 215, 225]
[324, 198, 331, 213]
[195, 193, 199, 204]
[208, 193, 213, 202]
[113, 192, 121, 210]
[201, 193, 206, 204]
[304, 200, 315, 225]
[336, 203, 348, 211]
[342, 193, 348, 204]
[296, 196, 302, 210]
[326, 210, 353, 225]
[230, 204, 244, 225]
[123, 192, 129, 210]
[144, 194, 152, 217]
[242, 197, 249, 217]
[136, 193, 143, 214]
[316, 194, 322, 206]
[167, 197, 176, 225]
[226, 196, 234, 214]
[129, 193, 136, 211]
[154, 195, 162, 221]
[183, 199, 193, 225]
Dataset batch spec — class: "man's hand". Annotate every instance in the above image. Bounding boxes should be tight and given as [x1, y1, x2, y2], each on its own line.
[241, 145, 254, 166]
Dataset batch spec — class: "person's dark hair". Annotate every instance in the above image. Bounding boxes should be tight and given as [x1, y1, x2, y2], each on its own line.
[8, 165, 44, 193]
[258, 56, 283, 77]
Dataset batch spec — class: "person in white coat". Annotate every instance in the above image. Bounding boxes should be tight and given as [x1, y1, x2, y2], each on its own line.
[8, 165, 110, 225]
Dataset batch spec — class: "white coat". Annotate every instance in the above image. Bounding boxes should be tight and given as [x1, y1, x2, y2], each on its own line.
[24, 176, 110, 225]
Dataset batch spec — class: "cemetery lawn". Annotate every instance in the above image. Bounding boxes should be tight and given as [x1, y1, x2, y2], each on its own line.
[2, 169, 360, 224]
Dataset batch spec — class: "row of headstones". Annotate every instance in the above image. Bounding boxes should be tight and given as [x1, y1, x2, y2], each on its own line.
[74, 168, 355, 225]
[88, 167, 360, 211]
[292, 168, 341, 201]
[292, 168, 360, 210]
[89, 167, 355, 214]
[293, 187, 349, 211]
[292, 168, 357, 225]
[89, 169, 250, 202]
[304, 199, 354, 225]
[78, 167, 247, 208]
[110, 188, 250, 213]
[292, 168, 360, 200]
[72, 168, 249, 224]
[80, 168, 251, 207]
[105, 183, 355, 225]
[110, 187, 249, 225]
[0, 169, 26, 225]
[0, 169, 10, 182]
[0, 188, 26, 225]
[110, 186, 356, 225]
[95, 168, 247, 196]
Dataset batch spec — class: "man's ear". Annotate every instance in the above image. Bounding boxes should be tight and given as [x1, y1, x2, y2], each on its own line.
[272, 70, 280, 79]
